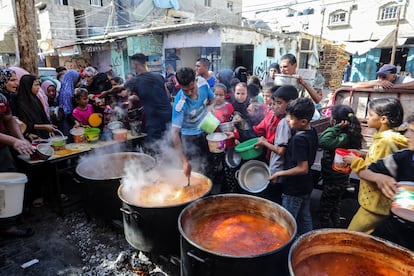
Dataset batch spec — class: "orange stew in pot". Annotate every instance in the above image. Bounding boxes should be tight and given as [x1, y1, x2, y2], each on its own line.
[189, 211, 290, 256]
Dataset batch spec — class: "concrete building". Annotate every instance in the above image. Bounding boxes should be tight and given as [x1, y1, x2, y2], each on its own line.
[244, 0, 414, 81]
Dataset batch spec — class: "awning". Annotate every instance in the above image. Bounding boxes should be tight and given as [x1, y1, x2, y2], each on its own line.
[342, 40, 378, 55]
[342, 29, 408, 55]
[375, 29, 407, 48]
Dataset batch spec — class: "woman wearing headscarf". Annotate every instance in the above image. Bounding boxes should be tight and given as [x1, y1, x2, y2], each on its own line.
[9, 66, 50, 119]
[0, 68, 34, 238]
[84, 66, 111, 95]
[40, 79, 58, 107]
[15, 75, 57, 140]
[57, 70, 81, 136]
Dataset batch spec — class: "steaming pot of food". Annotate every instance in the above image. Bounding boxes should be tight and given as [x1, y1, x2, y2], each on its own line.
[179, 194, 297, 276]
[118, 169, 212, 255]
[75, 152, 156, 222]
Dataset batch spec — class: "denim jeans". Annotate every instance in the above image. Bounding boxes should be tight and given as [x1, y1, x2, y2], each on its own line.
[282, 193, 313, 236]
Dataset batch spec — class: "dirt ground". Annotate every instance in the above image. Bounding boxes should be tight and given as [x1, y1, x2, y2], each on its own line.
[0, 204, 179, 276]
[0, 172, 358, 276]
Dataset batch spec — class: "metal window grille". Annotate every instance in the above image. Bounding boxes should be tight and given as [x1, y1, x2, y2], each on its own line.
[330, 12, 346, 24]
[380, 5, 398, 20]
[90, 0, 103, 7]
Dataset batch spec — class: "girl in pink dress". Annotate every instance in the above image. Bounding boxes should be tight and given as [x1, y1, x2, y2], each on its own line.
[72, 88, 93, 127]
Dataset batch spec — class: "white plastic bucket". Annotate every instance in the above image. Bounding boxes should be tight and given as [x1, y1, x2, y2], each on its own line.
[0, 172, 27, 218]
[206, 133, 227, 153]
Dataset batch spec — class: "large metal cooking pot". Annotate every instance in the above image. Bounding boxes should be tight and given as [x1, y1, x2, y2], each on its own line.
[179, 194, 297, 276]
[289, 229, 414, 275]
[118, 170, 212, 255]
[75, 152, 156, 222]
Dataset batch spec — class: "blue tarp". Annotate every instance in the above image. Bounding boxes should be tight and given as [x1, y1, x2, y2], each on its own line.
[153, 0, 179, 9]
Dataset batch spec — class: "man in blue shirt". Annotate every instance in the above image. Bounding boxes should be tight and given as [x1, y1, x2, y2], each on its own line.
[195, 58, 216, 88]
[172, 67, 215, 177]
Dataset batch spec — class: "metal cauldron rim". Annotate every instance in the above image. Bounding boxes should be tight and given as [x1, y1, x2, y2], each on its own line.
[75, 152, 156, 181]
[178, 193, 297, 259]
[117, 170, 213, 209]
[288, 228, 414, 275]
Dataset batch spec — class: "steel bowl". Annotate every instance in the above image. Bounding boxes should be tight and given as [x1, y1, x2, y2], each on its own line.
[274, 74, 299, 88]
[235, 160, 270, 193]
[219, 122, 235, 132]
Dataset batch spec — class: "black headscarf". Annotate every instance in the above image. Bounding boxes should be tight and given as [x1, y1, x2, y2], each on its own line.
[16, 74, 50, 138]
[87, 72, 112, 95]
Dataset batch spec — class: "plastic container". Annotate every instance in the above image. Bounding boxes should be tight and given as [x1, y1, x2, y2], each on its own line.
[198, 112, 220, 134]
[49, 129, 67, 150]
[0, 173, 28, 218]
[88, 113, 103, 127]
[84, 127, 101, 143]
[391, 181, 414, 222]
[113, 128, 128, 142]
[332, 148, 359, 174]
[70, 127, 85, 143]
[36, 144, 54, 160]
[206, 133, 227, 153]
[235, 137, 263, 160]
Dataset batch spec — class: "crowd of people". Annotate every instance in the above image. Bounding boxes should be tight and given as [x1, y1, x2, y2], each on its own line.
[1, 54, 413, 253]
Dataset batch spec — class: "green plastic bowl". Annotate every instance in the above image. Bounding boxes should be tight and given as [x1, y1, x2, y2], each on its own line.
[235, 137, 263, 160]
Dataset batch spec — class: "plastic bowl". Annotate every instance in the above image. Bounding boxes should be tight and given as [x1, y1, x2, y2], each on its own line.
[36, 144, 54, 160]
[235, 137, 263, 160]
[84, 127, 101, 143]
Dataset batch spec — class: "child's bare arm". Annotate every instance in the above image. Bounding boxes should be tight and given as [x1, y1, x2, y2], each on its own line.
[269, 161, 308, 183]
[255, 137, 286, 155]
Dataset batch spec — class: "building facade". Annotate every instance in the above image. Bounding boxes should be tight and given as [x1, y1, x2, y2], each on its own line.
[245, 0, 414, 81]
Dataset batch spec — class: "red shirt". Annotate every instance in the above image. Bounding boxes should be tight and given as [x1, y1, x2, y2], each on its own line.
[253, 110, 280, 144]
[213, 102, 234, 123]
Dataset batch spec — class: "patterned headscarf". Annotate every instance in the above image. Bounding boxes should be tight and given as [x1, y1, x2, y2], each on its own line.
[0, 68, 15, 92]
[58, 70, 80, 114]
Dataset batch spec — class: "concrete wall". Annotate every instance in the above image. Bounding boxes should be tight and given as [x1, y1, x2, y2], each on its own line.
[248, 0, 414, 42]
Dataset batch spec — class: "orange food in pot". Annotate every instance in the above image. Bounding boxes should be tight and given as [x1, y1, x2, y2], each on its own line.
[189, 211, 290, 256]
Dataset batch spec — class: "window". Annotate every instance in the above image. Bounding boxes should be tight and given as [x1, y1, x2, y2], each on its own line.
[301, 39, 311, 50]
[204, 0, 211, 7]
[55, 0, 68, 5]
[90, 0, 103, 7]
[227, 1, 233, 11]
[266, 48, 275, 58]
[330, 11, 346, 24]
[379, 4, 398, 20]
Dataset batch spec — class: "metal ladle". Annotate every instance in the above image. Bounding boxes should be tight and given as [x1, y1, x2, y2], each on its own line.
[186, 175, 190, 187]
